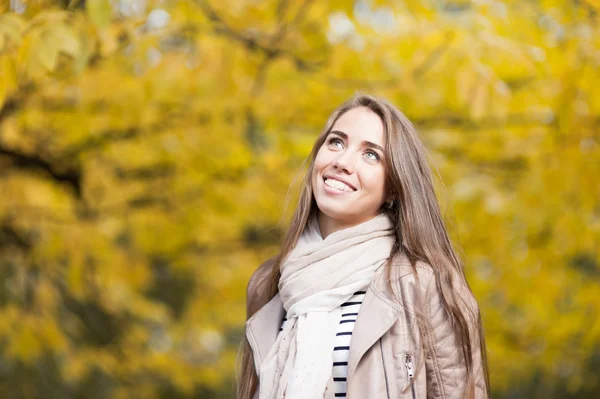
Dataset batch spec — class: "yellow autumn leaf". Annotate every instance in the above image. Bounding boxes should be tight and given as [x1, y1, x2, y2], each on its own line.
[86, 0, 112, 28]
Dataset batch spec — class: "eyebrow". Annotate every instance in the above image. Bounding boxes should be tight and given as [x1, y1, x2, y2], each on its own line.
[329, 130, 385, 153]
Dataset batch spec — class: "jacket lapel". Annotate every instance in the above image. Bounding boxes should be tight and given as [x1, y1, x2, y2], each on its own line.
[245, 267, 402, 384]
[346, 269, 400, 383]
[245, 293, 285, 371]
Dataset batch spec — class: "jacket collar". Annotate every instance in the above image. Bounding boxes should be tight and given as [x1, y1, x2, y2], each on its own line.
[245, 292, 286, 371]
[245, 265, 401, 375]
[346, 268, 401, 383]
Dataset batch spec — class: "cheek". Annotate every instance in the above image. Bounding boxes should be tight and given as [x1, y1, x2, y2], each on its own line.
[362, 168, 387, 199]
[312, 150, 327, 183]
[313, 148, 332, 171]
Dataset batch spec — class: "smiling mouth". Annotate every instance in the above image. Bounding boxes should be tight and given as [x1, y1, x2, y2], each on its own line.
[323, 177, 356, 192]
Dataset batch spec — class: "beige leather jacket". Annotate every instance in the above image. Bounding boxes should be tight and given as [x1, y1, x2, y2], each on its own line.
[245, 253, 488, 399]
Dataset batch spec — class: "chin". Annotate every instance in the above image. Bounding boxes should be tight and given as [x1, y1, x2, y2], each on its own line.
[321, 209, 352, 221]
[314, 201, 344, 218]
[316, 202, 360, 223]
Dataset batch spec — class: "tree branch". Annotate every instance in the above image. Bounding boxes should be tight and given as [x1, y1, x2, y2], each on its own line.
[413, 32, 455, 78]
[62, 127, 140, 158]
[197, 0, 322, 72]
[0, 145, 82, 197]
[114, 163, 176, 181]
[0, 222, 32, 251]
[0, 84, 36, 124]
[413, 113, 557, 131]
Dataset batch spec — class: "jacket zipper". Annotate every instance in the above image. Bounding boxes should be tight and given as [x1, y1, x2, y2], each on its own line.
[405, 353, 417, 399]
[379, 340, 391, 399]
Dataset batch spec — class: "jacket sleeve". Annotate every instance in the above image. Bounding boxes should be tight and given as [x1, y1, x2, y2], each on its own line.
[420, 269, 488, 399]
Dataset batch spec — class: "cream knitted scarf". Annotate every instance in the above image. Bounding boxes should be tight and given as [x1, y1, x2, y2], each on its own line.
[259, 213, 395, 399]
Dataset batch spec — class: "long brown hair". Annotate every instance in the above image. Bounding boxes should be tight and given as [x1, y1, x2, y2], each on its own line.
[237, 93, 490, 399]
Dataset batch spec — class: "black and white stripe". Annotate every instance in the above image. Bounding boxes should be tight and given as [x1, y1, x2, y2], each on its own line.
[279, 290, 366, 398]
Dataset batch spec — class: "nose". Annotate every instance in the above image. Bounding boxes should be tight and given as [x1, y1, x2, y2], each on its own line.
[333, 151, 356, 174]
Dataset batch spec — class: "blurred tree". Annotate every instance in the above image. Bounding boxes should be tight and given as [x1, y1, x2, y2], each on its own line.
[0, 0, 599, 398]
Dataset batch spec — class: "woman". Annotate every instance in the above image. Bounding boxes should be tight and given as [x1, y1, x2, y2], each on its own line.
[238, 94, 490, 399]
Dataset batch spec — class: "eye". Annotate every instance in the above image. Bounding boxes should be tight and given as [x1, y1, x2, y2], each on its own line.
[364, 150, 380, 161]
[327, 137, 344, 148]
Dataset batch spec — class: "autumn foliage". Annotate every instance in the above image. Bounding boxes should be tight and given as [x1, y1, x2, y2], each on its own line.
[0, 0, 599, 398]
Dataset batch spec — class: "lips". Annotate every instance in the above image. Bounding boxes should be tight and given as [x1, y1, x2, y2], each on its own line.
[323, 175, 357, 191]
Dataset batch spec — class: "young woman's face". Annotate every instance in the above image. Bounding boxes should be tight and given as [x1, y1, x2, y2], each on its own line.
[311, 106, 388, 234]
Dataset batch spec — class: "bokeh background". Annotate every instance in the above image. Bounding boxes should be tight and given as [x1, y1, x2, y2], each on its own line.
[0, 0, 599, 398]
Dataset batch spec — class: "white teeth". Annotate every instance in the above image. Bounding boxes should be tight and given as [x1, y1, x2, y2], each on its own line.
[324, 178, 353, 192]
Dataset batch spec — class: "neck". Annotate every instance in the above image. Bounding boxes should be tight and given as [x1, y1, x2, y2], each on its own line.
[317, 212, 374, 239]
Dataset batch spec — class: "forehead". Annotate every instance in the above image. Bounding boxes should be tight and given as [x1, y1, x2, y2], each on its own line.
[331, 106, 385, 146]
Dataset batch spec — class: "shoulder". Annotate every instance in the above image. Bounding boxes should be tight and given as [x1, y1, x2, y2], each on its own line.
[246, 257, 277, 319]
[388, 252, 479, 317]
[247, 257, 276, 296]
[389, 251, 436, 289]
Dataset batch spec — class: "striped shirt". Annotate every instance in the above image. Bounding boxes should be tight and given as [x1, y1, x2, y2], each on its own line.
[279, 290, 366, 398]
